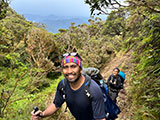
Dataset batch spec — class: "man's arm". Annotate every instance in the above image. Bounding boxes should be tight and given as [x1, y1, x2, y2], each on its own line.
[41, 103, 59, 117]
[90, 81, 106, 120]
[31, 80, 64, 120]
[30, 103, 59, 120]
[107, 75, 112, 85]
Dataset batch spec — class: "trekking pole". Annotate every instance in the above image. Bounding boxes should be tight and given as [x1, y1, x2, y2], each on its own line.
[33, 106, 41, 117]
[33, 106, 39, 114]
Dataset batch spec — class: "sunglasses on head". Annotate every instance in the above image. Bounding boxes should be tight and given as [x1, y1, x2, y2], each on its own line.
[62, 52, 82, 60]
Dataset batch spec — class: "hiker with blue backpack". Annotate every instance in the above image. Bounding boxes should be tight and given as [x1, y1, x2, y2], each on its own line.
[107, 67, 125, 103]
[31, 52, 106, 120]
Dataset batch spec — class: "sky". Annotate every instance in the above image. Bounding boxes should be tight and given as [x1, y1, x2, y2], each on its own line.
[10, 0, 92, 17]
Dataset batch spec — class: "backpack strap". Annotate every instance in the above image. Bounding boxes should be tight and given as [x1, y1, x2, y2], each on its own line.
[59, 79, 67, 100]
[84, 75, 93, 100]
[84, 79, 92, 99]
[59, 79, 68, 112]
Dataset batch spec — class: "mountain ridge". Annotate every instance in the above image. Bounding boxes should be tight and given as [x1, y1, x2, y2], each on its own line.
[24, 14, 90, 33]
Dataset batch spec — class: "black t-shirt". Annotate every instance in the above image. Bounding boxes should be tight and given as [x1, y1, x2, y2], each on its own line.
[53, 75, 106, 120]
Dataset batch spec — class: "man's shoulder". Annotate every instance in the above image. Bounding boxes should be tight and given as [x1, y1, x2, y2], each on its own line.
[88, 80, 104, 101]
[90, 79, 99, 87]
[88, 80, 103, 96]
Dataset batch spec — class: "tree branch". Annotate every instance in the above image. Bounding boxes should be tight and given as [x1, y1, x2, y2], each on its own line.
[1, 71, 28, 116]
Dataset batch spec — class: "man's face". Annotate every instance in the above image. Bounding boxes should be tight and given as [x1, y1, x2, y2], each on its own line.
[62, 62, 82, 83]
[113, 69, 119, 76]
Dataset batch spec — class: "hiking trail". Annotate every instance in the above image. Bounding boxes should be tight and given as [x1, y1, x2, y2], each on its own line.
[101, 50, 133, 120]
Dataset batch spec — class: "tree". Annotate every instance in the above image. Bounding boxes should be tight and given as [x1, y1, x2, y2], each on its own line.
[26, 28, 58, 76]
[102, 9, 126, 36]
[127, 0, 160, 13]
[0, 0, 9, 20]
[85, 0, 126, 15]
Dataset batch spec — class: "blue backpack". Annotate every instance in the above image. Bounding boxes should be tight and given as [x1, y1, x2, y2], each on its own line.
[119, 71, 125, 83]
[60, 77, 121, 120]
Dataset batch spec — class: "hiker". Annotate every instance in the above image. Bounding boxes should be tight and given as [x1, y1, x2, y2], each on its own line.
[107, 67, 123, 103]
[30, 52, 106, 120]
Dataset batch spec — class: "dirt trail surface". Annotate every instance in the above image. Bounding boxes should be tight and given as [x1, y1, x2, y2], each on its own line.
[101, 50, 133, 120]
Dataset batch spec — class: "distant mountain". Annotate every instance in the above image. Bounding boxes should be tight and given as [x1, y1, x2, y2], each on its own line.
[24, 14, 90, 33]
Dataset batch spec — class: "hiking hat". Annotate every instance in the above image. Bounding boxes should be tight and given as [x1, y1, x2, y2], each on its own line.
[62, 52, 82, 68]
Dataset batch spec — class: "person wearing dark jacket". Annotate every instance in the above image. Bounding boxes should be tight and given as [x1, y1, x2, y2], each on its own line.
[107, 67, 123, 103]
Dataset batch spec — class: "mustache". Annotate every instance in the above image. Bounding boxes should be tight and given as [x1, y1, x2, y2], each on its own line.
[65, 73, 76, 76]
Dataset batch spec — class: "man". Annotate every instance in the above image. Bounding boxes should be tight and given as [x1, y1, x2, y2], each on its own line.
[107, 67, 123, 103]
[31, 52, 106, 120]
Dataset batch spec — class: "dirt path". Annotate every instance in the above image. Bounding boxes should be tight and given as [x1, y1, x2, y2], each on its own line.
[101, 50, 133, 120]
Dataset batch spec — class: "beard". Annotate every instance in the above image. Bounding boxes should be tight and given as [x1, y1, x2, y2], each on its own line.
[64, 70, 81, 83]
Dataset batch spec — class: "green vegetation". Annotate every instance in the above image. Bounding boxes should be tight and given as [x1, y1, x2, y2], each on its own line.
[0, 0, 9, 20]
[128, 13, 160, 119]
[0, 0, 160, 119]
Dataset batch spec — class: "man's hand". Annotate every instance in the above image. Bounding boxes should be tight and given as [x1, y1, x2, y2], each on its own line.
[30, 110, 43, 120]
